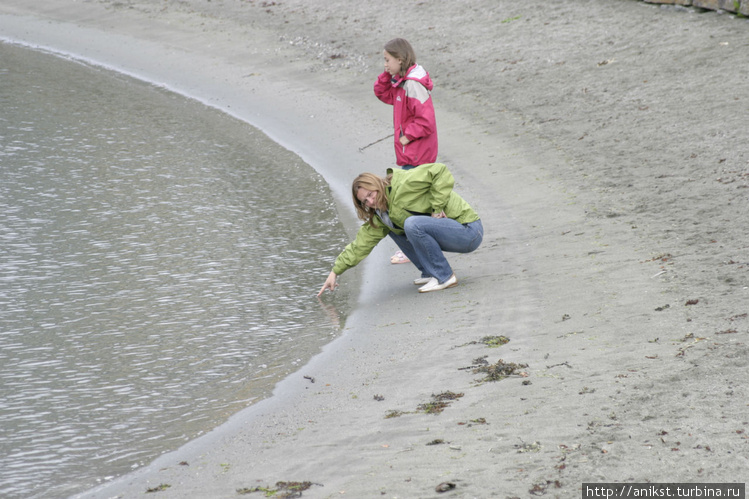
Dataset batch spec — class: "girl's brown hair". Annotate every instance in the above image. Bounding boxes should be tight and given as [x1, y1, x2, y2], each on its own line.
[384, 38, 416, 78]
[352, 172, 393, 227]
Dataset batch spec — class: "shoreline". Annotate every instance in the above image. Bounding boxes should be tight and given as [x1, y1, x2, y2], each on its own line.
[1, 1, 747, 498]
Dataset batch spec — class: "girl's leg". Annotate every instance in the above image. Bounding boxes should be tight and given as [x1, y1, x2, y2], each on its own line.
[403, 218, 483, 283]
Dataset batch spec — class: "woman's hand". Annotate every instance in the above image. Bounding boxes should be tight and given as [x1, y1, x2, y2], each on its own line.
[317, 271, 339, 297]
[432, 210, 446, 218]
[399, 135, 411, 146]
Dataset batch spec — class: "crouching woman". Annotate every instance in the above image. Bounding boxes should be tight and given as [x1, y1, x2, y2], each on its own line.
[317, 163, 483, 295]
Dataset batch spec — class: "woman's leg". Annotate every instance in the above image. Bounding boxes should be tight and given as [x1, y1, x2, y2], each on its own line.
[389, 165, 416, 264]
[403, 217, 483, 283]
[388, 232, 427, 276]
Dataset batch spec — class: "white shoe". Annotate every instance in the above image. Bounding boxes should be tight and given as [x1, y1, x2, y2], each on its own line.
[418, 274, 458, 293]
[413, 277, 432, 285]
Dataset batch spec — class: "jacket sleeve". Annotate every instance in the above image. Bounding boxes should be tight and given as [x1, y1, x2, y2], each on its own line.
[332, 222, 390, 275]
[374, 72, 396, 105]
[426, 163, 454, 213]
[402, 81, 436, 141]
[401, 163, 454, 215]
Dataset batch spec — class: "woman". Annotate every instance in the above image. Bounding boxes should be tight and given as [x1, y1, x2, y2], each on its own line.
[317, 163, 483, 296]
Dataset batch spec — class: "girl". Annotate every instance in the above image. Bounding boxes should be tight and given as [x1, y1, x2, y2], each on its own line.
[374, 38, 439, 265]
[317, 163, 483, 296]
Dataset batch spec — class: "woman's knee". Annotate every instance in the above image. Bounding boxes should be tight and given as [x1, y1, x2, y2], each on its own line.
[403, 216, 422, 235]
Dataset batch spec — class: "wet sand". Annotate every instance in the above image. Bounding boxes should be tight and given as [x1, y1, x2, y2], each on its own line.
[1, 1, 747, 497]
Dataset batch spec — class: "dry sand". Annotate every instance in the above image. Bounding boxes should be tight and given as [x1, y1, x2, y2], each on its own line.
[1, 1, 748, 497]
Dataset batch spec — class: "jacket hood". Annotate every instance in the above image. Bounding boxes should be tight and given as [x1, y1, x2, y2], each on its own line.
[394, 64, 433, 91]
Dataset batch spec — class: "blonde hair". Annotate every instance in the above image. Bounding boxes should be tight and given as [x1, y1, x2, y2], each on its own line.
[352, 173, 392, 227]
[384, 38, 416, 78]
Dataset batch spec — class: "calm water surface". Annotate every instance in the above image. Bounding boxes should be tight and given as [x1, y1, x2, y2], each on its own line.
[0, 43, 351, 498]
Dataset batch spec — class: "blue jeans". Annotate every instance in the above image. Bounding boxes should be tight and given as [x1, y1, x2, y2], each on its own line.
[388, 217, 484, 284]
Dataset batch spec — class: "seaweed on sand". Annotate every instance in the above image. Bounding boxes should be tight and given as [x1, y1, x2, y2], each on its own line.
[417, 391, 464, 415]
[458, 335, 510, 348]
[385, 391, 464, 419]
[472, 358, 529, 383]
[237, 481, 320, 497]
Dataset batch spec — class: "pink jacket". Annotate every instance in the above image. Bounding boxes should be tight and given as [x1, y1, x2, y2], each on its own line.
[374, 64, 438, 167]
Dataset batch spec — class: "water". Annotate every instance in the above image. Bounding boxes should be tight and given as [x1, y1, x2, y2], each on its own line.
[0, 42, 351, 498]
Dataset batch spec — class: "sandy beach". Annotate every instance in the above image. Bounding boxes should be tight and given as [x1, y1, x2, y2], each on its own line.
[1, 1, 748, 497]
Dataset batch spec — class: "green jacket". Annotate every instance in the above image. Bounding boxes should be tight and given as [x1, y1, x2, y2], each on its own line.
[332, 163, 480, 275]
